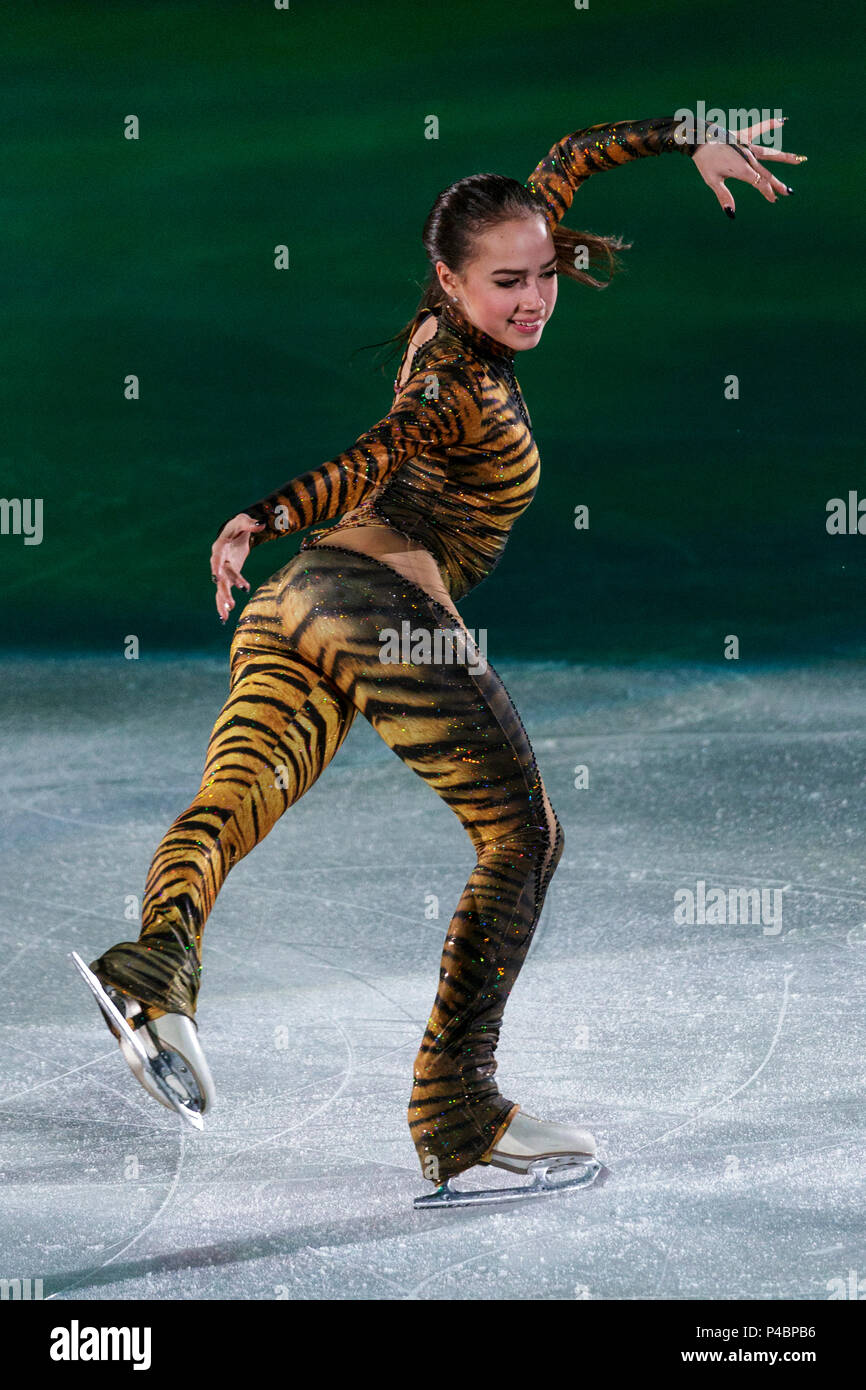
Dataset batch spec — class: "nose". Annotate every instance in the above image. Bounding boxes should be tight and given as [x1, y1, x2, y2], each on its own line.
[518, 286, 546, 312]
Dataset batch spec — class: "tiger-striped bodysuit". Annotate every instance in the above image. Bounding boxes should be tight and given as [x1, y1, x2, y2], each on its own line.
[90, 116, 697, 1181]
[220, 112, 698, 597]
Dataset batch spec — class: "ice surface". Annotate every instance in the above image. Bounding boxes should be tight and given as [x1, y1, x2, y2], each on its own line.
[0, 655, 864, 1300]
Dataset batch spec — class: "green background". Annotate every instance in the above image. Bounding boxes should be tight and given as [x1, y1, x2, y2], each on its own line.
[1, 0, 860, 661]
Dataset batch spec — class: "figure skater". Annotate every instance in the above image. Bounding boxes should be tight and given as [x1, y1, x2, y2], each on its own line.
[73, 111, 804, 1207]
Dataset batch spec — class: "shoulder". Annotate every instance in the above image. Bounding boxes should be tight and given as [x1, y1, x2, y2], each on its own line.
[407, 339, 486, 405]
[411, 310, 439, 348]
[413, 319, 484, 382]
[394, 311, 441, 393]
[395, 332, 484, 401]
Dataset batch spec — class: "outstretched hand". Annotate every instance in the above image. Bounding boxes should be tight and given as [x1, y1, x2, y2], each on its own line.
[691, 116, 806, 218]
[210, 513, 265, 623]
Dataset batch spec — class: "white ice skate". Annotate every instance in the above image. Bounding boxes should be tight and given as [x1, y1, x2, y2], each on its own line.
[413, 1110, 604, 1210]
[70, 950, 215, 1131]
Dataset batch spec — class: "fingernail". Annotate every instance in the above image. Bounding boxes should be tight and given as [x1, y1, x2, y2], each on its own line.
[794, 155, 807, 163]
[786, 185, 795, 194]
[724, 207, 736, 220]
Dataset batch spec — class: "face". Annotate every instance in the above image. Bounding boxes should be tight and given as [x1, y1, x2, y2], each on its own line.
[436, 215, 558, 351]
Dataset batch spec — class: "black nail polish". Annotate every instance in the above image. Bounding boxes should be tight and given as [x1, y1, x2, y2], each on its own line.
[724, 207, 736, 220]
[786, 185, 795, 194]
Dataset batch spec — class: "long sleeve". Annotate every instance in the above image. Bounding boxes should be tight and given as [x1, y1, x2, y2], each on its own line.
[221, 357, 483, 548]
[526, 115, 698, 227]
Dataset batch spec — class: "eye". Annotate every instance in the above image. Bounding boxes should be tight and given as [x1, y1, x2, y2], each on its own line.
[493, 270, 558, 288]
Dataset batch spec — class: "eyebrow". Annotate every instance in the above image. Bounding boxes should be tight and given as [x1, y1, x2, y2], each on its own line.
[491, 255, 558, 274]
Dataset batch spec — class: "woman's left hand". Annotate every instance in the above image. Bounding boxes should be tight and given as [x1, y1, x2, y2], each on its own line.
[210, 513, 265, 623]
[691, 116, 806, 217]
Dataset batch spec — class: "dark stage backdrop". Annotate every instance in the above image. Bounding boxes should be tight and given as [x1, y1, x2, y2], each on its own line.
[1, 0, 860, 662]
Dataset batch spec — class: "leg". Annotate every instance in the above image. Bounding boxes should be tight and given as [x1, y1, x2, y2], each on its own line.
[89, 571, 358, 1019]
[270, 544, 565, 1182]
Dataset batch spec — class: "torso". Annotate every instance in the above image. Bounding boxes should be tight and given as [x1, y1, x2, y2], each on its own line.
[312, 524, 461, 623]
[310, 310, 462, 622]
[303, 302, 534, 623]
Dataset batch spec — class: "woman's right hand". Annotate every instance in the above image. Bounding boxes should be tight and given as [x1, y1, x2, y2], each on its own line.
[210, 513, 265, 622]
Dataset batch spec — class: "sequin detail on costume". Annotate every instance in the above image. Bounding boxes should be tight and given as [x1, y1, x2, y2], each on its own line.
[524, 114, 698, 226]
[90, 545, 564, 1181]
[214, 115, 693, 604]
[96, 114, 692, 1179]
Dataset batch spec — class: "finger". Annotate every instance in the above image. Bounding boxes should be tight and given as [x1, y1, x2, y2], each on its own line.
[731, 143, 765, 177]
[713, 178, 736, 219]
[211, 548, 231, 581]
[223, 564, 249, 590]
[765, 170, 794, 196]
[214, 576, 234, 622]
[747, 143, 806, 164]
[743, 155, 793, 196]
[750, 170, 778, 203]
[740, 116, 786, 142]
[730, 156, 778, 202]
[752, 169, 778, 203]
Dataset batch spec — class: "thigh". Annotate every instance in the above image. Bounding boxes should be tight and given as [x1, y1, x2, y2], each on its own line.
[206, 573, 360, 804]
[270, 545, 554, 856]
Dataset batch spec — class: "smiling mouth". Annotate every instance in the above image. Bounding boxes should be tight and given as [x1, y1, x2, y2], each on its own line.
[510, 317, 543, 329]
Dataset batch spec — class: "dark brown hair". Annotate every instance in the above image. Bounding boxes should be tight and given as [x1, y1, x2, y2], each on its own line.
[355, 172, 631, 374]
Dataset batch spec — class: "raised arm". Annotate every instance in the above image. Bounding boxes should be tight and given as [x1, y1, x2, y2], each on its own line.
[525, 115, 697, 226]
[526, 113, 805, 224]
[220, 354, 481, 549]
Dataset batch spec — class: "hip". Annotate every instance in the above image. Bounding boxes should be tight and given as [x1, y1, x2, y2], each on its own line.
[306, 523, 460, 621]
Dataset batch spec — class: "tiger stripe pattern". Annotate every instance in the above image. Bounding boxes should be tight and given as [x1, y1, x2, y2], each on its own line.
[217, 117, 696, 602]
[226, 299, 541, 603]
[91, 544, 563, 1181]
[92, 116, 692, 1178]
[525, 114, 698, 226]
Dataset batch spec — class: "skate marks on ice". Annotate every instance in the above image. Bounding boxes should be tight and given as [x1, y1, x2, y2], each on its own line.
[9, 892, 861, 1299]
[46, 954, 424, 1299]
[12, 1004, 357, 1300]
[44, 1132, 189, 1302]
[607, 965, 795, 1165]
[45, 1002, 353, 1301]
[1, 656, 865, 1298]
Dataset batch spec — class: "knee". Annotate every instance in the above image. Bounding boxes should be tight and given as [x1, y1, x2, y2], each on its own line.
[480, 806, 562, 871]
[548, 807, 564, 873]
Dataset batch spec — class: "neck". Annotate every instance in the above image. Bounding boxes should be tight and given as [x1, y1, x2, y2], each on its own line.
[439, 299, 515, 362]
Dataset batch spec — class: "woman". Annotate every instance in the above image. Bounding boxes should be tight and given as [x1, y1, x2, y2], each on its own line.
[74, 111, 804, 1204]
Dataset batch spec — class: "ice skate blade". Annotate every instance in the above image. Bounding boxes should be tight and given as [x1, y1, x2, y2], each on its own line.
[413, 1157, 604, 1210]
[69, 951, 204, 1131]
